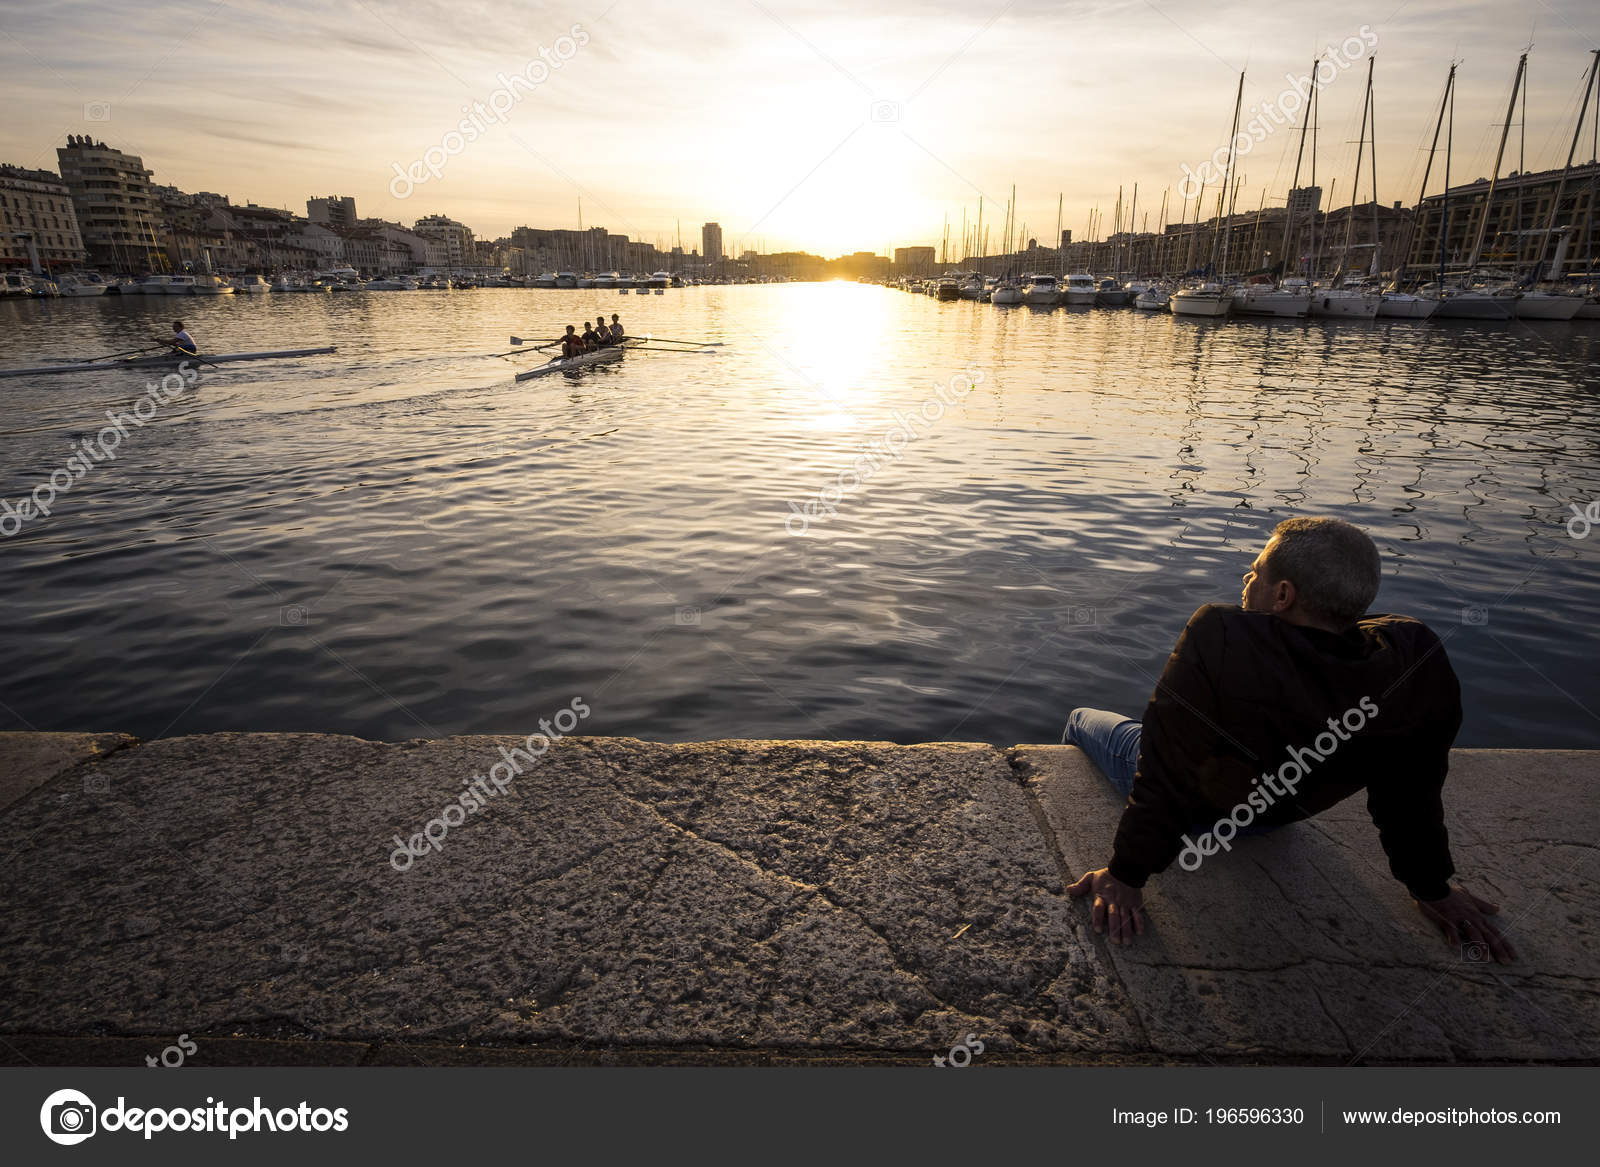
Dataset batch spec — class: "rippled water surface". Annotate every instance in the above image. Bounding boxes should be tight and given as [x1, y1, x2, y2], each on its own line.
[2, 284, 1597, 746]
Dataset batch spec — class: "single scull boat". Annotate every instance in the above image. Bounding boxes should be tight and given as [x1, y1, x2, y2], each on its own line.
[0, 346, 338, 379]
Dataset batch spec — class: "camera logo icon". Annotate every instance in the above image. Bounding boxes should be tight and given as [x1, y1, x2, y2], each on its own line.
[83, 102, 111, 122]
[674, 606, 701, 626]
[1461, 605, 1488, 627]
[40, 1088, 97, 1145]
[280, 604, 309, 627]
[1460, 941, 1491, 963]
[1068, 606, 1097, 626]
[870, 99, 900, 122]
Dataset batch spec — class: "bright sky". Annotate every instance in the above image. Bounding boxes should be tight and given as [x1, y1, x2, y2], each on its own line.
[2, 0, 1596, 257]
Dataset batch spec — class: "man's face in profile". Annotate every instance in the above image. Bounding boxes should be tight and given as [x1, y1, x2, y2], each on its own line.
[1241, 540, 1277, 611]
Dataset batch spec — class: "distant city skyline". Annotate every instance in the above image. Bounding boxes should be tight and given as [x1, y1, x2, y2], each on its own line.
[2, 1, 1597, 257]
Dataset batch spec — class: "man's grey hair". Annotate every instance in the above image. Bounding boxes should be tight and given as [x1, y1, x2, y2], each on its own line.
[1259, 517, 1381, 628]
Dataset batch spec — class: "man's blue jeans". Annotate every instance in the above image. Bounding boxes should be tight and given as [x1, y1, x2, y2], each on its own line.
[1061, 707, 1142, 797]
[1062, 706, 1280, 840]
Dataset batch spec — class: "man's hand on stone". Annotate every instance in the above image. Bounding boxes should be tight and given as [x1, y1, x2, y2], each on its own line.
[1417, 885, 1518, 963]
[1068, 867, 1145, 945]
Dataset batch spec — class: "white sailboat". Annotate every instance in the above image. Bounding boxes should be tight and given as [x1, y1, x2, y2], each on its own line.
[1435, 55, 1522, 320]
[990, 278, 1024, 305]
[1174, 72, 1245, 319]
[1231, 281, 1310, 316]
[1311, 57, 1380, 320]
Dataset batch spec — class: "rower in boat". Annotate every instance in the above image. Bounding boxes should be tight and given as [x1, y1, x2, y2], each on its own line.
[580, 321, 603, 352]
[594, 316, 613, 347]
[609, 314, 625, 344]
[156, 320, 198, 357]
[560, 325, 583, 359]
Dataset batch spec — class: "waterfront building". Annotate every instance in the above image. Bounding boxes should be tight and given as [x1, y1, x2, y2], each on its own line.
[359, 220, 437, 270]
[0, 164, 87, 268]
[307, 195, 358, 228]
[1402, 161, 1600, 278]
[55, 136, 160, 270]
[413, 213, 475, 267]
[702, 222, 723, 266]
[154, 186, 234, 271]
[893, 246, 936, 276]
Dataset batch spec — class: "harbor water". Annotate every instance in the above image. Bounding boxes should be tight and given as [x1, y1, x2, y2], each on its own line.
[1, 283, 1596, 747]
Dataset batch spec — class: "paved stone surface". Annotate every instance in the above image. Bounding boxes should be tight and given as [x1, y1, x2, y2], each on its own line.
[0, 734, 1136, 1058]
[0, 732, 1591, 1064]
[0, 731, 135, 813]
[1017, 745, 1600, 1062]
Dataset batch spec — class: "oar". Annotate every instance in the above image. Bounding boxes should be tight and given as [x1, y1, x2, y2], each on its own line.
[641, 335, 725, 346]
[153, 340, 221, 371]
[508, 335, 564, 350]
[45, 343, 164, 364]
[634, 337, 715, 350]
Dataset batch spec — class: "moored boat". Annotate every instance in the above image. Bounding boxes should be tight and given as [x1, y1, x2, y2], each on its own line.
[1376, 290, 1439, 319]
[990, 279, 1024, 306]
[1170, 282, 1232, 317]
[1231, 280, 1310, 317]
[1022, 273, 1060, 306]
[54, 272, 112, 297]
[1432, 287, 1516, 319]
[1133, 284, 1171, 311]
[1512, 291, 1584, 320]
[1308, 286, 1380, 319]
[233, 274, 272, 294]
[189, 273, 234, 295]
[1061, 273, 1097, 305]
[1094, 278, 1130, 307]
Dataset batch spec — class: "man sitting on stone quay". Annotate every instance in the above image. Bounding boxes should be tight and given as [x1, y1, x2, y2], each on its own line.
[1062, 516, 1517, 962]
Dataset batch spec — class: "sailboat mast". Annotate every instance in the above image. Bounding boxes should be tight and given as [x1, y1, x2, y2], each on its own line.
[1309, 66, 1322, 277]
[1369, 65, 1381, 276]
[1211, 70, 1245, 275]
[1468, 52, 1527, 271]
[1009, 184, 1017, 258]
[1341, 57, 1375, 279]
[1280, 59, 1317, 273]
[1534, 49, 1600, 281]
[1055, 192, 1063, 275]
[976, 197, 984, 273]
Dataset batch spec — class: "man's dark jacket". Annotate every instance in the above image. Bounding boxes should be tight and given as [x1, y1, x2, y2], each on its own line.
[1109, 604, 1462, 901]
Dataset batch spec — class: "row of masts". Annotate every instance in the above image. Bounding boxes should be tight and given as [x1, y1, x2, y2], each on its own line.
[926, 48, 1600, 287]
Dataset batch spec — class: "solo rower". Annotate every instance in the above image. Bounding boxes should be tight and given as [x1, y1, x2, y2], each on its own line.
[158, 320, 197, 356]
